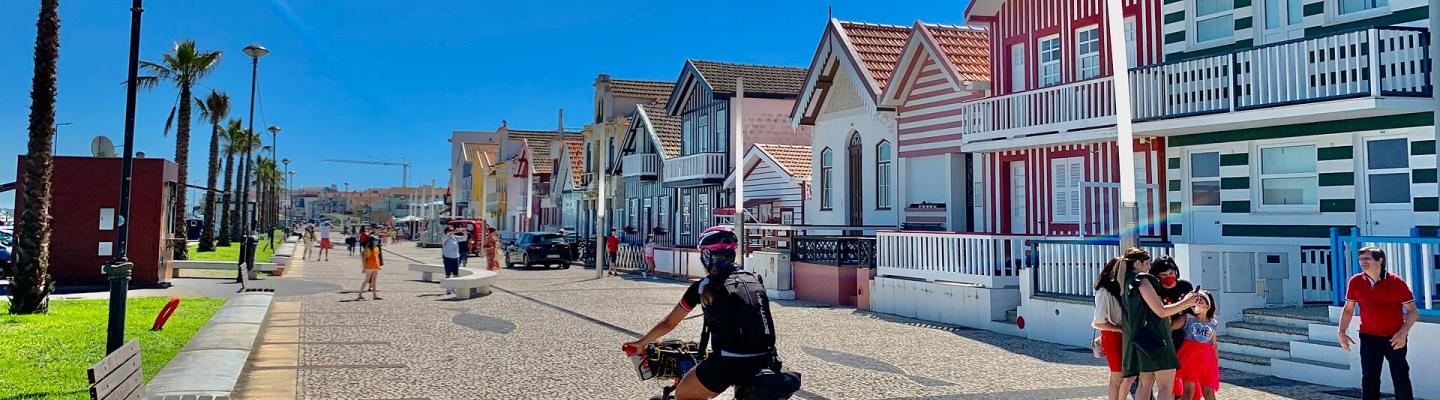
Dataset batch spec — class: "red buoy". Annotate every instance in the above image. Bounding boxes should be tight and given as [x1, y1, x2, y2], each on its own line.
[1015, 315, 1026, 330]
[152, 297, 181, 331]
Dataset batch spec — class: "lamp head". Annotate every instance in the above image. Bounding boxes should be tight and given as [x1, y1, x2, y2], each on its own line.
[242, 43, 269, 59]
[282, 158, 290, 166]
[268, 125, 281, 134]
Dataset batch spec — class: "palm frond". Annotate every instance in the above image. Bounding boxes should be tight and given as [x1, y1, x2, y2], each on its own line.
[131, 75, 162, 90]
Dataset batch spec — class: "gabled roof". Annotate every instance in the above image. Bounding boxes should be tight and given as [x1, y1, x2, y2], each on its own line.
[611, 79, 675, 101]
[793, 19, 913, 125]
[667, 60, 807, 115]
[880, 21, 991, 105]
[461, 142, 499, 168]
[755, 144, 812, 180]
[837, 21, 913, 93]
[508, 129, 582, 174]
[563, 140, 584, 186]
[639, 102, 682, 158]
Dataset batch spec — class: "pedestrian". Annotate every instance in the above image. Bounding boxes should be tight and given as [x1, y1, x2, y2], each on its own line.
[1092, 256, 1136, 400]
[1151, 256, 1196, 357]
[345, 232, 358, 256]
[643, 234, 656, 279]
[390, 228, 398, 244]
[356, 237, 383, 300]
[317, 222, 333, 261]
[606, 229, 620, 276]
[1173, 290, 1220, 400]
[359, 227, 370, 250]
[302, 225, 316, 260]
[441, 228, 465, 294]
[484, 227, 500, 271]
[458, 229, 472, 267]
[1338, 246, 1417, 400]
[1117, 247, 1200, 400]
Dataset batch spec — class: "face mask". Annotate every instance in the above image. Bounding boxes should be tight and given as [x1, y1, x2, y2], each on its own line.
[1160, 276, 1178, 287]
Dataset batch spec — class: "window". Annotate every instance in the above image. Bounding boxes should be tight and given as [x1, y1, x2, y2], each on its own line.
[1258, 144, 1318, 208]
[1338, 0, 1387, 15]
[680, 195, 691, 236]
[1038, 35, 1061, 86]
[1075, 26, 1101, 80]
[699, 114, 710, 152]
[820, 148, 834, 210]
[1190, 152, 1222, 206]
[1050, 157, 1083, 223]
[1264, 0, 1303, 28]
[1366, 138, 1410, 204]
[658, 195, 669, 231]
[683, 119, 694, 154]
[1194, 0, 1234, 44]
[1124, 17, 1137, 68]
[697, 194, 711, 230]
[714, 110, 727, 154]
[875, 141, 892, 209]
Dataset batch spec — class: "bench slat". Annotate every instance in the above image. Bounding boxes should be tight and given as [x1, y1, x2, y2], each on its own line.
[88, 340, 140, 382]
[92, 366, 143, 400]
[89, 341, 143, 400]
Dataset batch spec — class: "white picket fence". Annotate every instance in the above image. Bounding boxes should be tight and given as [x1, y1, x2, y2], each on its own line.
[876, 231, 1028, 288]
[1032, 240, 1174, 298]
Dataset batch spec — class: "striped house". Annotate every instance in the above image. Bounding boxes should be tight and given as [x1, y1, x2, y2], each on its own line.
[723, 144, 812, 225]
[616, 100, 683, 244]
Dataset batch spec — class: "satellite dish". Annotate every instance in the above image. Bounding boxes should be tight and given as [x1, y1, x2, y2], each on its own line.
[135, 151, 146, 158]
[91, 136, 116, 158]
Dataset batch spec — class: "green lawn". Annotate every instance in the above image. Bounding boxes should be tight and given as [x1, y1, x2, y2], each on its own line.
[0, 297, 226, 399]
[189, 230, 285, 263]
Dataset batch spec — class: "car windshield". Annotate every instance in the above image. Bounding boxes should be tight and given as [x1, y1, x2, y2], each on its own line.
[0, 231, 11, 246]
[528, 234, 562, 244]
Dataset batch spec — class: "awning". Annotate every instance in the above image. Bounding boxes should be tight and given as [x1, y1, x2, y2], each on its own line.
[713, 198, 779, 216]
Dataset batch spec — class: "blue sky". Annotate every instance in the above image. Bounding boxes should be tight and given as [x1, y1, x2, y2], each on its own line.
[0, 0, 971, 209]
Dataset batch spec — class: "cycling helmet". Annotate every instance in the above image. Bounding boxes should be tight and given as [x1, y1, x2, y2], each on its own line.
[696, 226, 738, 272]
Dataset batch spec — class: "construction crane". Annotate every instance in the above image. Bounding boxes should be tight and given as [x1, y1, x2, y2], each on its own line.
[322, 158, 411, 189]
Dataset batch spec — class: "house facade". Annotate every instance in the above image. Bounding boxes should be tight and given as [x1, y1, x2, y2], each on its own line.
[580, 75, 675, 239]
[616, 102, 682, 244]
[723, 144, 812, 225]
[662, 60, 812, 247]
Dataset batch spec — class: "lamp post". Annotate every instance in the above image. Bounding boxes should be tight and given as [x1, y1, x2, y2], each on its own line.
[1104, 0, 1139, 250]
[104, 0, 144, 354]
[236, 42, 268, 284]
[283, 158, 291, 227]
[269, 126, 281, 230]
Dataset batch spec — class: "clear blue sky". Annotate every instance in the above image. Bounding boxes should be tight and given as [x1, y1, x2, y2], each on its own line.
[0, 0, 970, 209]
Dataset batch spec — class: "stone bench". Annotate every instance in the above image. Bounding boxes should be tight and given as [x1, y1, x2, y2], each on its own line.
[408, 263, 446, 282]
[441, 268, 497, 300]
[174, 260, 279, 280]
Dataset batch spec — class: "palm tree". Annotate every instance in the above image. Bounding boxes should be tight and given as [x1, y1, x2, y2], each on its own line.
[11, 0, 60, 314]
[137, 39, 222, 261]
[254, 157, 281, 232]
[194, 90, 229, 252]
[220, 122, 257, 243]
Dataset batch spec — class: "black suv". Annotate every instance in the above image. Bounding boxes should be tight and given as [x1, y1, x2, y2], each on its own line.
[505, 232, 572, 269]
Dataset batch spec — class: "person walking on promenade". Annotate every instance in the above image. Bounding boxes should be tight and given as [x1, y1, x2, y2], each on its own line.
[1151, 257, 1196, 358]
[1118, 247, 1200, 400]
[345, 232, 358, 256]
[643, 234, 656, 279]
[302, 225, 316, 260]
[1338, 246, 1417, 400]
[458, 230, 471, 267]
[317, 222, 333, 262]
[606, 229, 621, 276]
[484, 227, 500, 271]
[1092, 256, 1136, 400]
[356, 237, 384, 300]
[1172, 291, 1221, 400]
[441, 227, 466, 294]
[359, 227, 370, 250]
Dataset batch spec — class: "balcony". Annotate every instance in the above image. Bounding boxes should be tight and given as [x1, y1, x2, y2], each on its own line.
[621, 153, 661, 181]
[662, 152, 728, 187]
[1130, 26, 1431, 135]
[959, 77, 1117, 152]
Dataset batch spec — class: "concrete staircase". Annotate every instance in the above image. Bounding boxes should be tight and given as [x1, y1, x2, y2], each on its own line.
[1217, 306, 1350, 382]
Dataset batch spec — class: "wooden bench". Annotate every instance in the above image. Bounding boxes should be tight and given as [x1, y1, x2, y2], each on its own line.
[88, 339, 143, 400]
[173, 260, 279, 279]
[408, 263, 446, 282]
[441, 268, 497, 300]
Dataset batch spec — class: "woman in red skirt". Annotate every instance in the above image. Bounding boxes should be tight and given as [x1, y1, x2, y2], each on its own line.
[1172, 291, 1220, 400]
[1092, 256, 1136, 400]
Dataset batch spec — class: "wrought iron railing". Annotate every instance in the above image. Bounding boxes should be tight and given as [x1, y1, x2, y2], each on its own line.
[791, 236, 876, 267]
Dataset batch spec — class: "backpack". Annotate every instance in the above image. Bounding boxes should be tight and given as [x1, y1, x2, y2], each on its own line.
[698, 272, 776, 355]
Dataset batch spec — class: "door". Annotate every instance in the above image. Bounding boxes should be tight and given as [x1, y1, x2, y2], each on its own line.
[1133, 153, 1153, 237]
[1360, 137, 1413, 236]
[1187, 151, 1223, 241]
[847, 134, 865, 227]
[1124, 17, 1138, 68]
[1008, 161, 1027, 234]
[1259, 0, 1304, 43]
[1009, 44, 1026, 92]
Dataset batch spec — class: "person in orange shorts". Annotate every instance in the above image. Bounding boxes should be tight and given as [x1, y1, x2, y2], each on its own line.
[356, 238, 383, 300]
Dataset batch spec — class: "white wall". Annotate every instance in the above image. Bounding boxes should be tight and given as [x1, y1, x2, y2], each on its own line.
[739, 97, 811, 147]
[870, 276, 1021, 335]
[803, 67, 899, 228]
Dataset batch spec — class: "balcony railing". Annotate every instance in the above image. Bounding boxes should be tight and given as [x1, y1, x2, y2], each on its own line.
[875, 231, 1028, 288]
[662, 152, 727, 184]
[622, 153, 661, 180]
[792, 236, 876, 267]
[1130, 26, 1431, 121]
[959, 77, 1115, 144]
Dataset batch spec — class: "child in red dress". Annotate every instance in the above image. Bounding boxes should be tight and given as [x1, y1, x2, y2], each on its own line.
[1172, 290, 1220, 400]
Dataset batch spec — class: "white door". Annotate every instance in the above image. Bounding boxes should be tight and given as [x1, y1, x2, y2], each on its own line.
[1010, 44, 1026, 92]
[1360, 137, 1413, 236]
[1133, 153, 1153, 236]
[1124, 17, 1138, 68]
[1009, 161, 1027, 234]
[1259, 0, 1305, 43]
[1187, 151, 1224, 241]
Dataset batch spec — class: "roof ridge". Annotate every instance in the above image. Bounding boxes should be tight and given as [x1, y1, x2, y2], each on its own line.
[921, 22, 986, 31]
[688, 59, 806, 71]
[836, 20, 912, 29]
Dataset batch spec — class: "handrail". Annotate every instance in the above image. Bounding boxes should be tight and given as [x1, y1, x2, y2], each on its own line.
[1129, 25, 1429, 69]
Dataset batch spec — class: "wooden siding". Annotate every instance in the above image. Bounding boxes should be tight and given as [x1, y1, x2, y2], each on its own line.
[895, 51, 986, 157]
[742, 156, 806, 223]
[989, 0, 1163, 96]
[975, 138, 1168, 237]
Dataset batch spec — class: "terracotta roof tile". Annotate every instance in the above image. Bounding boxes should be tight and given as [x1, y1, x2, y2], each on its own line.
[611, 79, 675, 101]
[640, 102, 682, 158]
[690, 60, 808, 96]
[923, 24, 991, 83]
[756, 144, 812, 180]
[836, 21, 913, 92]
[507, 129, 582, 174]
[565, 141, 584, 185]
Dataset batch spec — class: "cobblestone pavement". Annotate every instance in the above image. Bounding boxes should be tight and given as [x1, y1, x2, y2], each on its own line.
[253, 241, 1364, 400]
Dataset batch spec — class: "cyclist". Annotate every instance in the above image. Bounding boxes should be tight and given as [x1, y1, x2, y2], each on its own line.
[624, 226, 780, 400]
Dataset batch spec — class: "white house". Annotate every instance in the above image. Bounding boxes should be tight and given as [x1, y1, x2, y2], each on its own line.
[723, 144, 812, 225]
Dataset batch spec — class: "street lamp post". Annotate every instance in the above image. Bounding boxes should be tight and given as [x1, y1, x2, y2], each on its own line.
[237, 42, 268, 285]
[269, 125, 281, 229]
[104, 0, 144, 354]
[282, 158, 291, 228]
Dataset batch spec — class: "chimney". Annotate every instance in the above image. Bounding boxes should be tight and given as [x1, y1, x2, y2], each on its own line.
[498, 120, 510, 158]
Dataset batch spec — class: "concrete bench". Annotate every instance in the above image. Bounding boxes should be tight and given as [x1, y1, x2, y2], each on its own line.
[408, 263, 446, 282]
[173, 260, 279, 279]
[441, 268, 497, 300]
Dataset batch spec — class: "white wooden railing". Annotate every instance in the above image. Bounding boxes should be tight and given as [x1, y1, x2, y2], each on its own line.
[1130, 26, 1432, 121]
[1031, 240, 1174, 298]
[960, 77, 1116, 142]
[621, 153, 661, 179]
[662, 152, 727, 183]
[876, 231, 1029, 288]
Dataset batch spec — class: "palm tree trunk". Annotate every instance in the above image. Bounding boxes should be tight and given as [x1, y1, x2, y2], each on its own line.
[171, 84, 193, 260]
[12, 0, 60, 314]
[218, 149, 234, 247]
[198, 123, 220, 251]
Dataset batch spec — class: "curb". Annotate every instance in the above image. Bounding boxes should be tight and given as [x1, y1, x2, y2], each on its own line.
[143, 291, 275, 399]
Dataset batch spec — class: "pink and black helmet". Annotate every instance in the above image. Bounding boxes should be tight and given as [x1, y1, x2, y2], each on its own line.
[696, 225, 738, 252]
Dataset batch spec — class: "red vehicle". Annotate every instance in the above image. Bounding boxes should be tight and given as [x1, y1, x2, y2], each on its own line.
[447, 219, 487, 256]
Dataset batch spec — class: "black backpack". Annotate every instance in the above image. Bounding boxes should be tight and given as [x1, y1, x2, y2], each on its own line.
[698, 272, 776, 355]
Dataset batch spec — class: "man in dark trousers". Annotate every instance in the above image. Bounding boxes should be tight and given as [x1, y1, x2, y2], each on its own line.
[1337, 246, 1418, 400]
[606, 229, 620, 276]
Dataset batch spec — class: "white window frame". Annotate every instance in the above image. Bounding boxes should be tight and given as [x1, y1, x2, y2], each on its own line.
[1038, 35, 1062, 87]
[1330, 0, 1390, 22]
[1075, 25, 1102, 80]
[1253, 142, 1320, 213]
[1124, 17, 1138, 68]
[714, 109, 727, 154]
[1050, 157, 1084, 223]
[698, 114, 710, 153]
[820, 148, 834, 210]
[1190, 0, 1236, 47]
[875, 141, 892, 210]
[1187, 151, 1223, 208]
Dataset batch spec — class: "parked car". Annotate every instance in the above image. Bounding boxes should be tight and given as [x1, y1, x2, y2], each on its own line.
[0, 228, 14, 279]
[504, 232, 572, 269]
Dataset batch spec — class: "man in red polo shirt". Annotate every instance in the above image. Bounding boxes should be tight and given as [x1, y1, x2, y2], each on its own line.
[1337, 246, 1418, 400]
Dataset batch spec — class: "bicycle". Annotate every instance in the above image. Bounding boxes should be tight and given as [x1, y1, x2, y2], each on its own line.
[627, 340, 780, 400]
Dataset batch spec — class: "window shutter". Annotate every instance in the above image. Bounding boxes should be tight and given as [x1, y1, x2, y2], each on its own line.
[1068, 159, 1083, 218]
[1052, 161, 1068, 221]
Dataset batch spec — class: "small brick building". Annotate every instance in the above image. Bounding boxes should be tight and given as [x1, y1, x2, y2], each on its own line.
[13, 156, 177, 286]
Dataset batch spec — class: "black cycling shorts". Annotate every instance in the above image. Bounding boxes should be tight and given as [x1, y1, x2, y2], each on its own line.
[693, 355, 770, 394]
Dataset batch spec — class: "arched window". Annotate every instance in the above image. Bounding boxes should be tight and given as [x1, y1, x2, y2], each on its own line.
[820, 148, 833, 210]
[876, 141, 892, 209]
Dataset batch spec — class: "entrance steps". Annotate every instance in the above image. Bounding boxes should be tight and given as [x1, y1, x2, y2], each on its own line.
[1217, 306, 1351, 385]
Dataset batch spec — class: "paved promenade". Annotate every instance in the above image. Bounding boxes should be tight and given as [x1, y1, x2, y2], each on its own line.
[232, 241, 1368, 400]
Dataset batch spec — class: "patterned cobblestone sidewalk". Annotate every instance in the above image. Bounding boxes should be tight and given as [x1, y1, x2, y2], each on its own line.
[237, 241, 1368, 400]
